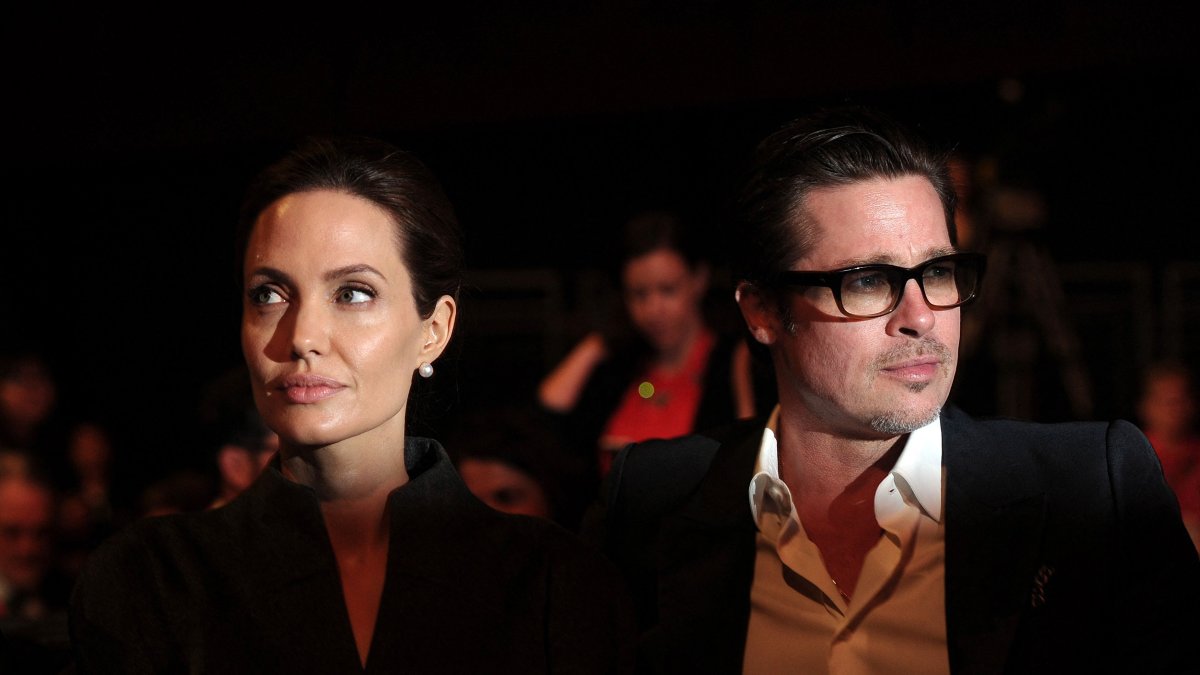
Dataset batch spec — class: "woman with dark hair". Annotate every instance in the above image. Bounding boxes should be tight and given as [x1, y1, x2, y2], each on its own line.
[69, 136, 633, 673]
[538, 210, 773, 478]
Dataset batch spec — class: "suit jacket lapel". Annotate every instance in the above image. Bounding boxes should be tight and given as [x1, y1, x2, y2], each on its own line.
[654, 425, 761, 673]
[236, 465, 365, 673]
[941, 406, 1047, 675]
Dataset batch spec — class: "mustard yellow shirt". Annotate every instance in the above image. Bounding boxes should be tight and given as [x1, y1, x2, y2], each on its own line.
[743, 408, 949, 674]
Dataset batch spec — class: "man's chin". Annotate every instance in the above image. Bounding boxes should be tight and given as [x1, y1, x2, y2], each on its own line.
[869, 405, 942, 436]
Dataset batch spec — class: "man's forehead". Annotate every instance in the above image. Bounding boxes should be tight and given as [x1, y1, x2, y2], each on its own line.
[793, 176, 951, 270]
[815, 245, 959, 270]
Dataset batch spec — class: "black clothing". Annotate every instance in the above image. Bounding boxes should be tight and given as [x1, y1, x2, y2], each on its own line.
[584, 406, 1200, 674]
[70, 438, 634, 674]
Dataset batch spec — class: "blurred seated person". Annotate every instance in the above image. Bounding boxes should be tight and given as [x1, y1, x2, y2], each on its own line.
[0, 449, 33, 478]
[209, 413, 279, 509]
[0, 351, 66, 480]
[445, 404, 581, 527]
[59, 423, 117, 526]
[0, 473, 73, 675]
[138, 470, 217, 518]
[0, 473, 71, 622]
[539, 210, 772, 477]
[55, 420, 134, 580]
[1138, 360, 1200, 550]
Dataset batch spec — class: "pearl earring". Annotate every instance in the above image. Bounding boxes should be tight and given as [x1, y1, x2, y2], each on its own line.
[418, 362, 434, 378]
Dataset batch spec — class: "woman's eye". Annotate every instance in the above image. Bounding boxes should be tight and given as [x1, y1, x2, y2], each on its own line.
[248, 286, 284, 305]
[337, 287, 374, 304]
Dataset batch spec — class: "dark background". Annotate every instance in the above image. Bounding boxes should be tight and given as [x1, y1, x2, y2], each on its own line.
[3, 3, 1197, 491]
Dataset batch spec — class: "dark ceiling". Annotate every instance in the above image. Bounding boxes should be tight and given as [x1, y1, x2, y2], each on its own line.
[3, 3, 1196, 481]
[7, 3, 1191, 156]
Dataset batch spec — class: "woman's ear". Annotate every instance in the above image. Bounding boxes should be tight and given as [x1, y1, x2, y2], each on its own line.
[419, 295, 457, 363]
[735, 282, 778, 346]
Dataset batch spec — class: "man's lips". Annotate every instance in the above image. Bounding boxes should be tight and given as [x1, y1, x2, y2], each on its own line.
[274, 374, 345, 404]
[881, 358, 941, 381]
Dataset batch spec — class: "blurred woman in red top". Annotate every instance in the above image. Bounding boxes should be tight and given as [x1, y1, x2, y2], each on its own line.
[1138, 361, 1200, 552]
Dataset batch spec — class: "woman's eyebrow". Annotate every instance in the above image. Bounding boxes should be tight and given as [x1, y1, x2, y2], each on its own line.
[324, 264, 386, 282]
[245, 266, 293, 285]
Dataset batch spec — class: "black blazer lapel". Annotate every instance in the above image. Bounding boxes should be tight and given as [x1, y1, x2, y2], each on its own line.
[653, 424, 761, 674]
[941, 406, 1047, 675]
[229, 467, 365, 673]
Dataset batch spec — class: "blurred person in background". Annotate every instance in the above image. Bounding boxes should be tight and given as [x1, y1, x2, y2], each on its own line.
[0, 473, 71, 621]
[0, 352, 66, 481]
[539, 210, 773, 480]
[137, 470, 217, 518]
[445, 404, 578, 527]
[55, 420, 130, 580]
[1138, 360, 1200, 551]
[1, 472, 78, 675]
[209, 413, 278, 510]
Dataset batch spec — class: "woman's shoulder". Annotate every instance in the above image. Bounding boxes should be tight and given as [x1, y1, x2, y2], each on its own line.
[75, 507, 232, 585]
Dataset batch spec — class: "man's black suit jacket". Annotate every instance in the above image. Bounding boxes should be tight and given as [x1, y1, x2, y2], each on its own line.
[584, 405, 1200, 674]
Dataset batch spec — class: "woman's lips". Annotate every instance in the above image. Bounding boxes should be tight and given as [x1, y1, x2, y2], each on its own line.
[276, 374, 345, 404]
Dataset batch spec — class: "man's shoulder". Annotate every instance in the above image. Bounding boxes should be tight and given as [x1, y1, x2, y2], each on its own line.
[605, 417, 763, 519]
[941, 405, 1156, 490]
[941, 404, 1131, 450]
[615, 417, 761, 478]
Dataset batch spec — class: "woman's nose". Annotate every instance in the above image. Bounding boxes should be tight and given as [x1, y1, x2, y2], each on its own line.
[287, 301, 330, 358]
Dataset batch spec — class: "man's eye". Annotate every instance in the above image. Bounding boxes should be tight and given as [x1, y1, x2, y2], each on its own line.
[248, 286, 284, 305]
[924, 263, 955, 279]
[843, 270, 890, 294]
[923, 263, 957, 288]
[337, 287, 374, 304]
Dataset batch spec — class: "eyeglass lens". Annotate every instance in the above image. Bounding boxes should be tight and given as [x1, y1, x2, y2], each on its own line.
[840, 257, 977, 316]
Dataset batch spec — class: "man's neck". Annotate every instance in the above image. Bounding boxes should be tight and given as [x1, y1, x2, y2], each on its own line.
[784, 437, 903, 514]
[775, 413, 905, 508]
[774, 416, 908, 600]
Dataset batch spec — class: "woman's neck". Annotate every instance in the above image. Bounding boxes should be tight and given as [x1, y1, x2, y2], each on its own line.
[283, 437, 407, 494]
[281, 436, 401, 670]
[283, 436, 407, 554]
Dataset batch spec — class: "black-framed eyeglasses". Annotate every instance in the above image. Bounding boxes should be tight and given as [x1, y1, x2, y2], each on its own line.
[773, 252, 986, 318]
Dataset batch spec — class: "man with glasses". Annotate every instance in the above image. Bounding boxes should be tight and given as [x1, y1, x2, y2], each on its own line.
[584, 106, 1199, 674]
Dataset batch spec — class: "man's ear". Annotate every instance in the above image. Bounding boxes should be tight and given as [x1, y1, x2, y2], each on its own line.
[419, 295, 457, 364]
[736, 282, 779, 346]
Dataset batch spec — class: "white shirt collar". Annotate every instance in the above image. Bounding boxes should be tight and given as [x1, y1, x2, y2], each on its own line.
[889, 414, 943, 522]
[748, 407, 943, 528]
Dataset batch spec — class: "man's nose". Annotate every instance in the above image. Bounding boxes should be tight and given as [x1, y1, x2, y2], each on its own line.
[886, 279, 936, 338]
